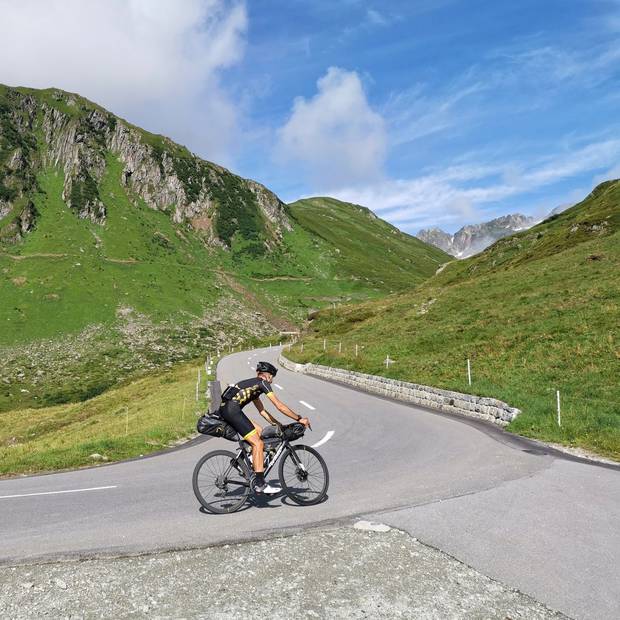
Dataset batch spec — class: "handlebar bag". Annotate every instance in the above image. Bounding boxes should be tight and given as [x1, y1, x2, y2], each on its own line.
[280, 422, 305, 441]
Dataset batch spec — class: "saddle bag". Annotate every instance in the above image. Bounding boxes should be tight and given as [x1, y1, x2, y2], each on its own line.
[196, 413, 238, 441]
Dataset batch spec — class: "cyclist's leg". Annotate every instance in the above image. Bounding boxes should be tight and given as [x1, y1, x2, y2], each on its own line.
[221, 403, 264, 473]
[244, 424, 265, 474]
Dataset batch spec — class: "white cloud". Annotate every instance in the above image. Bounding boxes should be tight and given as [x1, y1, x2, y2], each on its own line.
[327, 138, 620, 231]
[384, 81, 484, 146]
[366, 9, 388, 26]
[276, 67, 387, 189]
[490, 40, 620, 91]
[0, 0, 247, 163]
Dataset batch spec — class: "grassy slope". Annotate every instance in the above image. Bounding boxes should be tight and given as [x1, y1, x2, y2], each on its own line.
[1, 167, 448, 343]
[288, 182, 620, 459]
[0, 360, 210, 476]
[222, 197, 448, 323]
[287, 197, 447, 290]
[1, 161, 222, 342]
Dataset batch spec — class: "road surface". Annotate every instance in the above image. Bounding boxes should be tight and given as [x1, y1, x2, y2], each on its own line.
[1, 347, 618, 619]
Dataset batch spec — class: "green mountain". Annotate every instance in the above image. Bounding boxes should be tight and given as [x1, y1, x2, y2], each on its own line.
[0, 85, 448, 413]
[288, 197, 445, 290]
[288, 181, 620, 459]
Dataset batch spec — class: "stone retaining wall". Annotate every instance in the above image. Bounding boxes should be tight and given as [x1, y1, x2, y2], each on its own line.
[278, 354, 520, 426]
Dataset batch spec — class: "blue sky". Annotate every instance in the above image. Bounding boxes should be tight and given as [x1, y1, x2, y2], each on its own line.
[1, 0, 619, 232]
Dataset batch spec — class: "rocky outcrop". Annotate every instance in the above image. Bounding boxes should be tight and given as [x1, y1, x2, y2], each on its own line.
[1, 85, 290, 247]
[0, 200, 38, 244]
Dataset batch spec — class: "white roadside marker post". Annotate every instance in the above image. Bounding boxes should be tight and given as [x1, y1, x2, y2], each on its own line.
[355, 344, 358, 357]
[182, 397, 186, 422]
[125, 407, 129, 436]
[323, 338, 326, 351]
[338, 342, 342, 353]
[467, 358, 472, 386]
[301, 342, 304, 353]
[556, 390, 561, 427]
[196, 369, 201, 402]
[385, 355, 393, 369]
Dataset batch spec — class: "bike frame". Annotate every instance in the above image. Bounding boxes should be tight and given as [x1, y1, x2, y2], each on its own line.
[229, 436, 306, 487]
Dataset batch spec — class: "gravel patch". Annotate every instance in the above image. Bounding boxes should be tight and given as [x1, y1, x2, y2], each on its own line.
[0, 524, 566, 619]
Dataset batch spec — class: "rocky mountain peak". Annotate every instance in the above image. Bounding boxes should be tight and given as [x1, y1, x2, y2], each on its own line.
[418, 213, 537, 258]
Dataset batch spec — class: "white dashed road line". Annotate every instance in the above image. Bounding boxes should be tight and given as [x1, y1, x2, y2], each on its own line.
[0, 486, 118, 500]
[299, 400, 315, 410]
[274, 383, 283, 390]
[311, 430, 335, 448]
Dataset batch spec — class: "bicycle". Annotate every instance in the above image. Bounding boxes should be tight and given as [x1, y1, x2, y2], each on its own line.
[192, 422, 330, 514]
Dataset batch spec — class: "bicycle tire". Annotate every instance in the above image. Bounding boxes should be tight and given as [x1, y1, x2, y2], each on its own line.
[192, 449, 250, 514]
[278, 444, 329, 506]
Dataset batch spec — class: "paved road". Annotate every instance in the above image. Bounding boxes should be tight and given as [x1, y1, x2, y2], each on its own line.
[1, 347, 618, 619]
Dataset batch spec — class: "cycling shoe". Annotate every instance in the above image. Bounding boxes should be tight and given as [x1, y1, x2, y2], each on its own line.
[254, 482, 280, 494]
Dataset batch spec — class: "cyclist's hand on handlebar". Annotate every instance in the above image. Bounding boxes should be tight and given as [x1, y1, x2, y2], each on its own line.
[299, 417, 311, 430]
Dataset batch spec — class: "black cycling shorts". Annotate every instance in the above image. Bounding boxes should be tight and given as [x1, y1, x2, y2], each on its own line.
[220, 400, 256, 439]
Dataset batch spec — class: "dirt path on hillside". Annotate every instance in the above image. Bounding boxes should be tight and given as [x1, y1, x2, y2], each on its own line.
[215, 270, 297, 332]
[248, 275, 312, 281]
[1, 253, 69, 260]
[104, 258, 140, 264]
[0, 253, 139, 265]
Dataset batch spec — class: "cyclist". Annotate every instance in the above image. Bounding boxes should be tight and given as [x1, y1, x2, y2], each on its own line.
[219, 361, 310, 494]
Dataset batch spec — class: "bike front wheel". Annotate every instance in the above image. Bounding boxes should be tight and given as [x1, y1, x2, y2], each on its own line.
[278, 444, 329, 505]
[192, 450, 250, 514]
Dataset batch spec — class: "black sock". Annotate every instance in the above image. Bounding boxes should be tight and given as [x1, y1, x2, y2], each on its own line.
[255, 472, 265, 483]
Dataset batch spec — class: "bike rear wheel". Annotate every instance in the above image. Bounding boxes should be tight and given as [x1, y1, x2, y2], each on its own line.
[192, 450, 250, 514]
[278, 444, 329, 505]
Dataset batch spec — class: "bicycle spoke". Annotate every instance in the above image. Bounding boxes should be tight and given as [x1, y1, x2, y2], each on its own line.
[278, 445, 328, 506]
[193, 451, 251, 514]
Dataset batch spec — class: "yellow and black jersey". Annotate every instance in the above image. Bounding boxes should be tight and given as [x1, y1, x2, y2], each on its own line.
[225, 377, 274, 409]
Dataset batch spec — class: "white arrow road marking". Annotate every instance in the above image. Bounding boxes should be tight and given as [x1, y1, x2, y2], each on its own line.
[274, 383, 283, 390]
[299, 400, 315, 410]
[311, 430, 335, 448]
[0, 485, 118, 500]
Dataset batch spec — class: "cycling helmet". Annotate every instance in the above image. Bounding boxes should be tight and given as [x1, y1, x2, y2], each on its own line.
[256, 361, 278, 376]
